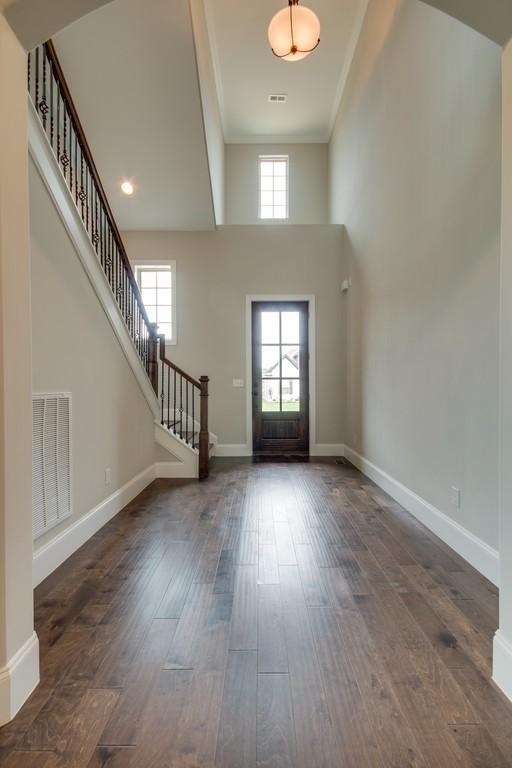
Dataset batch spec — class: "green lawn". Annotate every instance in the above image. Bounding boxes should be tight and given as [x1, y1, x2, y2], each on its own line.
[262, 401, 300, 412]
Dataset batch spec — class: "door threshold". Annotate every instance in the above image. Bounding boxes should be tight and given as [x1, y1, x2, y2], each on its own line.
[252, 453, 310, 462]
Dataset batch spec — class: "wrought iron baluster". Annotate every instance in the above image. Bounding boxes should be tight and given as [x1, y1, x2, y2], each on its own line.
[180, 375, 183, 440]
[49, 59, 54, 148]
[27, 50, 31, 94]
[186, 381, 189, 444]
[57, 89, 61, 166]
[174, 369, 177, 433]
[40, 48, 49, 131]
[79, 144, 85, 219]
[167, 365, 170, 429]
[68, 110, 73, 191]
[192, 386, 195, 448]
[74, 131, 78, 204]
[35, 47, 39, 119]
[160, 349, 165, 426]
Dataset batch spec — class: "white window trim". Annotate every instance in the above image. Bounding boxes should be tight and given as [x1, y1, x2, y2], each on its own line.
[258, 154, 289, 222]
[133, 260, 177, 346]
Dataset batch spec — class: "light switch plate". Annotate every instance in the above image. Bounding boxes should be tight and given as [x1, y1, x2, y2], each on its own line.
[232, 379, 244, 388]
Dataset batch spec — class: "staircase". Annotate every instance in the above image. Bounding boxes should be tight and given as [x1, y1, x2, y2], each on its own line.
[28, 41, 212, 479]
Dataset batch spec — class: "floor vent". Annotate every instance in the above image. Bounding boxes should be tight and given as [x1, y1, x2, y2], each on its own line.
[32, 393, 72, 540]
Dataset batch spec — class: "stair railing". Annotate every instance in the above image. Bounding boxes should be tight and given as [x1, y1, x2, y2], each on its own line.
[28, 41, 210, 478]
[157, 336, 209, 480]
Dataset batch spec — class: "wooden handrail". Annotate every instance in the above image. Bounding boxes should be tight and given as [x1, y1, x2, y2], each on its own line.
[43, 41, 152, 331]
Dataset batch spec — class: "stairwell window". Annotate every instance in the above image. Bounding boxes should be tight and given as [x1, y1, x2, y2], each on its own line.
[259, 155, 289, 220]
[134, 262, 176, 345]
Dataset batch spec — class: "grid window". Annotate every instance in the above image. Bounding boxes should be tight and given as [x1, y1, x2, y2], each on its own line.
[259, 155, 289, 220]
[135, 263, 176, 344]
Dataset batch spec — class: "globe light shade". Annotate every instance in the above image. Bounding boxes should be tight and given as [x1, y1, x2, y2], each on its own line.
[268, 1, 320, 62]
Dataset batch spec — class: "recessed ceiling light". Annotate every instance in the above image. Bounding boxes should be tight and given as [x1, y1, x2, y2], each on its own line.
[121, 181, 134, 196]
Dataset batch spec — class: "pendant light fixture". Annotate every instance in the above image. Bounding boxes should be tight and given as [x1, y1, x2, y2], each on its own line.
[268, 0, 320, 62]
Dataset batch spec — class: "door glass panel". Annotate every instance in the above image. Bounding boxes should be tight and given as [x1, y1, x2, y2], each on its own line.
[281, 380, 300, 411]
[261, 312, 280, 344]
[281, 312, 300, 344]
[262, 346, 280, 378]
[262, 380, 279, 411]
[281, 346, 299, 378]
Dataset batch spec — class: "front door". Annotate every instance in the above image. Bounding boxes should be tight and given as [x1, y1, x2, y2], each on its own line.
[252, 301, 309, 455]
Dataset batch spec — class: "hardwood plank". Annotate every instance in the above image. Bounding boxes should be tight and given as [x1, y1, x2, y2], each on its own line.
[308, 606, 382, 768]
[99, 618, 178, 746]
[50, 689, 118, 768]
[215, 651, 257, 768]
[258, 585, 288, 674]
[273, 521, 297, 566]
[165, 583, 212, 670]
[258, 545, 280, 585]
[230, 566, 258, 650]
[281, 602, 338, 768]
[257, 674, 296, 768]
[449, 724, 509, 767]
[294, 545, 327, 606]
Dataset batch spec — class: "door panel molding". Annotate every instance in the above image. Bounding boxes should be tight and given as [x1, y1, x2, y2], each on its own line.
[245, 294, 316, 456]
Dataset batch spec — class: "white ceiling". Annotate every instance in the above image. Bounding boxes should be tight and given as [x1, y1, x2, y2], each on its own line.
[53, 0, 216, 230]
[204, 0, 368, 143]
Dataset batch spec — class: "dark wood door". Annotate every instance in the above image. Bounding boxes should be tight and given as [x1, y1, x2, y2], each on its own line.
[252, 301, 309, 455]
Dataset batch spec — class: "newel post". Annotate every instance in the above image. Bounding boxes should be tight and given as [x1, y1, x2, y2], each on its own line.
[148, 323, 160, 396]
[199, 375, 210, 479]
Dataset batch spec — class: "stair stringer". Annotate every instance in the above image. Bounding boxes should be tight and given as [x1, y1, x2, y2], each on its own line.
[155, 421, 199, 478]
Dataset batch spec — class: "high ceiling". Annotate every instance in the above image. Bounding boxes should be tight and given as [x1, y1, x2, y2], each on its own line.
[204, 0, 368, 142]
[53, 0, 216, 231]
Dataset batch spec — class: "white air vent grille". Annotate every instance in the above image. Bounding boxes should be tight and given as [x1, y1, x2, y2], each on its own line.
[32, 393, 72, 540]
[268, 94, 287, 103]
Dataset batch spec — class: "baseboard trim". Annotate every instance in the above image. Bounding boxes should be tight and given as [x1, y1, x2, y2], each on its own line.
[493, 631, 512, 702]
[33, 464, 156, 587]
[310, 443, 345, 457]
[0, 632, 39, 727]
[155, 461, 197, 479]
[214, 443, 346, 458]
[214, 444, 252, 457]
[344, 445, 499, 586]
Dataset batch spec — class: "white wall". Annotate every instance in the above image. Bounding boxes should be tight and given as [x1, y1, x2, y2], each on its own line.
[125, 225, 346, 449]
[225, 143, 328, 225]
[329, 0, 501, 550]
[0, 13, 38, 725]
[29, 158, 157, 550]
[494, 38, 512, 700]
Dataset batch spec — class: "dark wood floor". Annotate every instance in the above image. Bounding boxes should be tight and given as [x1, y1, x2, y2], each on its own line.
[1, 457, 511, 767]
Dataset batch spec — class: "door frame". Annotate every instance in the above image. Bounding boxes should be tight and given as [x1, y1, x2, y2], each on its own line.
[245, 294, 316, 456]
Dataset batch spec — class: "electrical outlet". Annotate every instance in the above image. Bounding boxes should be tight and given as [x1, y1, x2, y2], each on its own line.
[105, 467, 111, 486]
[450, 486, 461, 509]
